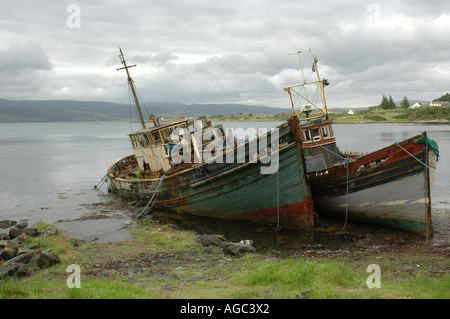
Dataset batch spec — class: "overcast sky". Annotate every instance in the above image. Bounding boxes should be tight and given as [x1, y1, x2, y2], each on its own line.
[1, 0, 449, 109]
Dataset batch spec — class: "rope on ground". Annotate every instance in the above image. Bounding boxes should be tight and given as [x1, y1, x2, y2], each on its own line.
[5, 248, 52, 264]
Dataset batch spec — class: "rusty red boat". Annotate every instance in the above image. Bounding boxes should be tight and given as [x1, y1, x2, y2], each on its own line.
[283, 50, 439, 238]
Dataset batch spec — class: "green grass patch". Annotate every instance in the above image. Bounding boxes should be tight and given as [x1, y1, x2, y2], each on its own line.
[236, 257, 365, 298]
[129, 221, 202, 253]
[0, 276, 161, 299]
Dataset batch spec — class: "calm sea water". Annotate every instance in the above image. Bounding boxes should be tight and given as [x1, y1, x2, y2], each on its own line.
[0, 121, 449, 241]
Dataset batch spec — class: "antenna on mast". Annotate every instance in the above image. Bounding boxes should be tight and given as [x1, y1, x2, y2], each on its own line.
[288, 48, 311, 84]
[117, 47, 147, 129]
[284, 49, 329, 121]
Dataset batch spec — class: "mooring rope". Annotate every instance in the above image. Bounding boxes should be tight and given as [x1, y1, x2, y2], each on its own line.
[395, 141, 450, 183]
[93, 170, 113, 190]
[122, 175, 166, 229]
[80, 175, 166, 245]
[342, 162, 350, 231]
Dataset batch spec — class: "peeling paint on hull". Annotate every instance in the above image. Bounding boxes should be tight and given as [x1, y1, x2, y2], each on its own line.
[309, 133, 437, 237]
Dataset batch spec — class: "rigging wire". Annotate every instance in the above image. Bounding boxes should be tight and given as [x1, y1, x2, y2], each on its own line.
[128, 82, 134, 132]
[134, 84, 151, 122]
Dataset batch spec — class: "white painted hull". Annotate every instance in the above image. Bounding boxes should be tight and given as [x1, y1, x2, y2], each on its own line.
[310, 136, 438, 237]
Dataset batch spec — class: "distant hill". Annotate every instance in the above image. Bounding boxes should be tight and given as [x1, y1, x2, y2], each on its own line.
[0, 99, 292, 122]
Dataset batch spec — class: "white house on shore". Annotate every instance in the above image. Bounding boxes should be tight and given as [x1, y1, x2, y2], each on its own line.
[410, 102, 423, 109]
[429, 100, 450, 107]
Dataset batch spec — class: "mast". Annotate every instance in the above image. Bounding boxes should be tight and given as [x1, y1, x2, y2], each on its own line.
[313, 53, 329, 120]
[284, 50, 329, 121]
[117, 47, 147, 129]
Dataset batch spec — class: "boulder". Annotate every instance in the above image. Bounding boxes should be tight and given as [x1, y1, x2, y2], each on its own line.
[8, 228, 23, 239]
[0, 264, 20, 279]
[12, 234, 28, 245]
[0, 220, 16, 229]
[42, 227, 58, 237]
[0, 240, 8, 249]
[196, 234, 226, 247]
[36, 252, 60, 268]
[16, 222, 28, 230]
[0, 233, 9, 240]
[0, 223, 61, 279]
[14, 263, 38, 277]
[6, 239, 20, 251]
[11, 249, 41, 265]
[0, 248, 17, 262]
[220, 242, 256, 256]
[18, 247, 37, 255]
[22, 228, 41, 237]
[295, 289, 314, 299]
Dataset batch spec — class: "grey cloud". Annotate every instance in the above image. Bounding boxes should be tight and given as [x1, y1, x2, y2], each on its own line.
[0, 41, 53, 98]
[0, 41, 53, 71]
[0, 0, 449, 107]
[132, 52, 180, 67]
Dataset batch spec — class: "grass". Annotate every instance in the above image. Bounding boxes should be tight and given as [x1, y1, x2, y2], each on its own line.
[237, 257, 362, 298]
[0, 220, 448, 299]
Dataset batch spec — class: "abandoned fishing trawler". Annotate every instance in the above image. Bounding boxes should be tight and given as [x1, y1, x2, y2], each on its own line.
[106, 48, 316, 229]
[284, 50, 438, 238]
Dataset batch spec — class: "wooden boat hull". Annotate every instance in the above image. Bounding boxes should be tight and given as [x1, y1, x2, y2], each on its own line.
[108, 118, 316, 228]
[308, 133, 437, 237]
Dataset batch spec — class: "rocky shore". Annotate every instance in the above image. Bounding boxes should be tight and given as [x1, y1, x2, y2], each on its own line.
[0, 220, 61, 279]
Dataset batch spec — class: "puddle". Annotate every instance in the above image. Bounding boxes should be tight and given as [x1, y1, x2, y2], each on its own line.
[58, 217, 133, 243]
[55, 199, 136, 243]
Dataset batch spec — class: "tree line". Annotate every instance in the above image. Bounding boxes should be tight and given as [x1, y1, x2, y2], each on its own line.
[379, 94, 410, 109]
[379, 92, 450, 110]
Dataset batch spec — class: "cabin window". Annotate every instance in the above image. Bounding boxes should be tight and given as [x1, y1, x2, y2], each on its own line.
[152, 132, 161, 144]
[141, 135, 148, 147]
[143, 134, 150, 146]
[328, 125, 334, 137]
[303, 130, 312, 141]
[311, 128, 321, 141]
[321, 126, 329, 138]
[147, 133, 155, 145]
